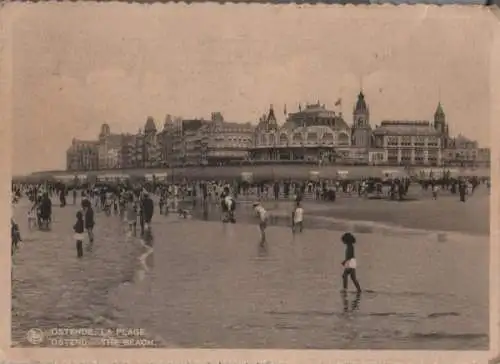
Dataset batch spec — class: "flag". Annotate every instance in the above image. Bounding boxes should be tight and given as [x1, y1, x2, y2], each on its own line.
[334, 98, 342, 106]
[284, 104, 287, 116]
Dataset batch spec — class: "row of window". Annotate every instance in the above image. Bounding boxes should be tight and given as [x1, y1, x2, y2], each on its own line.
[259, 133, 349, 143]
[213, 136, 252, 143]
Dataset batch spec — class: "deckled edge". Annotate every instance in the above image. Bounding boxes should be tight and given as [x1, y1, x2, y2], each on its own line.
[489, 5, 500, 364]
[1, 3, 495, 364]
[0, 0, 14, 361]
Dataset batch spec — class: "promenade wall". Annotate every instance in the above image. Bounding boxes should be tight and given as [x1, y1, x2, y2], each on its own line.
[23, 164, 491, 181]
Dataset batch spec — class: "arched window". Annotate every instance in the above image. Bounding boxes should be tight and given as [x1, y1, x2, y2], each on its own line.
[322, 132, 334, 144]
[292, 133, 303, 144]
[306, 132, 318, 144]
[337, 132, 350, 146]
[279, 133, 288, 145]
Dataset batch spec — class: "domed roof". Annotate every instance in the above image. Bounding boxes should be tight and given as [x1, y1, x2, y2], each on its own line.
[304, 125, 335, 134]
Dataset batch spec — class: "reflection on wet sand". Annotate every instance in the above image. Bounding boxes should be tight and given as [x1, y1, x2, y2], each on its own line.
[342, 291, 362, 313]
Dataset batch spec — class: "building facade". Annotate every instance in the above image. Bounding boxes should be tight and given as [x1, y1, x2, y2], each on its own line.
[249, 103, 352, 164]
[97, 124, 123, 169]
[372, 120, 443, 166]
[65, 92, 490, 171]
[249, 93, 488, 167]
[199, 112, 254, 166]
[158, 112, 254, 167]
[442, 134, 489, 167]
[66, 139, 99, 171]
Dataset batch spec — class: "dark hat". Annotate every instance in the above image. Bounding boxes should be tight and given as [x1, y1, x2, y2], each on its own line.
[341, 232, 356, 244]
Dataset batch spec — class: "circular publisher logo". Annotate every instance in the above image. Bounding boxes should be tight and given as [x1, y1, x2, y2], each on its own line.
[26, 328, 44, 345]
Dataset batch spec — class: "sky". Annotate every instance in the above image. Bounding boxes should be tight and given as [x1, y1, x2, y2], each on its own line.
[8, 3, 495, 175]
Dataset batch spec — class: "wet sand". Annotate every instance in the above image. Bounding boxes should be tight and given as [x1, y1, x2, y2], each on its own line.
[11, 191, 490, 349]
[109, 218, 489, 350]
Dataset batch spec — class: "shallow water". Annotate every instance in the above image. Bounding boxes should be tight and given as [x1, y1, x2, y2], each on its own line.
[108, 217, 489, 350]
[11, 196, 489, 350]
[11, 200, 152, 346]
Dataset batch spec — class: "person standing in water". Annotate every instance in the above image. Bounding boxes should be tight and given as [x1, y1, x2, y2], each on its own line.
[126, 193, 137, 237]
[253, 201, 268, 247]
[221, 186, 236, 223]
[73, 211, 85, 258]
[82, 198, 95, 250]
[142, 191, 154, 230]
[292, 201, 304, 234]
[432, 183, 439, 200]
[341, 232, 361, 293]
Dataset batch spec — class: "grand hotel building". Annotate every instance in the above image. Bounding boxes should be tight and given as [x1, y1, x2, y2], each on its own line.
[66, 92, 489, 171]
[250, 92, 489, 167]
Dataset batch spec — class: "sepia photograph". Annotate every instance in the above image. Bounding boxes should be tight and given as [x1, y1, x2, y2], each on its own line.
[8, 3, 493, 354]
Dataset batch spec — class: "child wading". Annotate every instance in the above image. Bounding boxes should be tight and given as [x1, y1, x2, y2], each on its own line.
[126, 194, 137, 237]
[82, 198, 95, 251]
[221, 187, 236, 223]
[432, 184, 439, 200]
[292, 201, 304, 234]
[73, 211, 85, 258]
[341, 232, 361, 293]
[143, 223, 154, 247]
[253, 202, 268, 247]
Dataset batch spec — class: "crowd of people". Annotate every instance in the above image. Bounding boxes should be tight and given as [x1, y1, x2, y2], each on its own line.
[11, 173, 489, 291]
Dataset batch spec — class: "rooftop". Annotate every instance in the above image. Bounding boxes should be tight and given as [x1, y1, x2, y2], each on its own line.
[373, 120, 440, 136]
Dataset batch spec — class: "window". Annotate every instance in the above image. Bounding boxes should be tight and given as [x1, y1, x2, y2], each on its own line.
[401, 149, 412, 162]
[292, 133, 303, 144]
[427, 137, 438, 147]
[401, 136, 411, 146]
[388, 137, 398, 146]
[415, 136, 425, 147]
[338, 133, 350, 146]
[306, 132, 318, 144]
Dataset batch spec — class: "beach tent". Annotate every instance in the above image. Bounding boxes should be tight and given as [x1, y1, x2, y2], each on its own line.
[56, 175, 75, 183]
[154, 172, 168, 181]
[460, 168, 490, 178]
[382, 169, 408, 179]
[417, 168, 459, 179]
[97, 173, 129, 182]
[336, 170, 349, 179]
[309, 170, 320, 181]
[444, 168, 460, 178]
[241, 171, 253, 183]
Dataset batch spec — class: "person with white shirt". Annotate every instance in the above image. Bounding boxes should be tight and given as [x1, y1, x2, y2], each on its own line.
[221, 187, 236, 223]
[292, 201, 304, 234]
[432, 184, 439, 200]
[253, 202, 268, 246]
